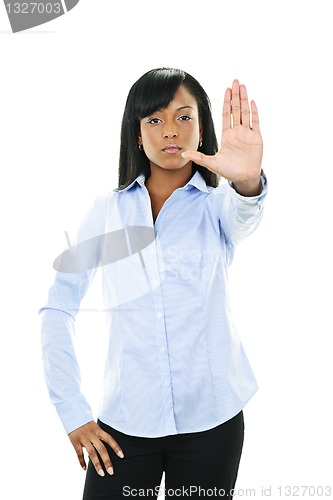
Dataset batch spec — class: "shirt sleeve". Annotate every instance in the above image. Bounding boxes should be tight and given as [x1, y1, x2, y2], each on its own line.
[212, 170, 268, 258]
[40, 193, 107, 434]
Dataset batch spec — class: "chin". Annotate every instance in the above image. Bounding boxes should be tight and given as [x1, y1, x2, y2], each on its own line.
[151, 158, 192, 171]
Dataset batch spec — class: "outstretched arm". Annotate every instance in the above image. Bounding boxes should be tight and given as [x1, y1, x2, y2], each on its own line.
[182, 79, 263, 196]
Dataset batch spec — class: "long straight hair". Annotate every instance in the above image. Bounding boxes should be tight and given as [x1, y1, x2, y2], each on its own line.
[118, 68, 219, 189]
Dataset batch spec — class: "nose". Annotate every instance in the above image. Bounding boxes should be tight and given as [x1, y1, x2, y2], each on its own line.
[163, 121, 178, 139]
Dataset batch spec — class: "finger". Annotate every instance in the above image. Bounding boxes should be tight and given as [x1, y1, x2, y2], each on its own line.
[99, 429, 125, 459]
[182, 150, 217, 172]
[239, 84, 250, 127]
[231, 79, 241, 126]
[92, 440, 115, 476]
[85, 442, 108, 477]
[250, 100, 260, 132]
[222, 87, 231, 131]
[74, 444, 87, 471]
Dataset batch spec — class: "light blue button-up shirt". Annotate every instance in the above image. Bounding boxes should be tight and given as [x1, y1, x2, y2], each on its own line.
[40, 169, 267, 437]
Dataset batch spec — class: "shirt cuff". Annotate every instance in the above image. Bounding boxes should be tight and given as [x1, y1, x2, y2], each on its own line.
[56, 393, 94, 435]
[227, 170, 267, 222]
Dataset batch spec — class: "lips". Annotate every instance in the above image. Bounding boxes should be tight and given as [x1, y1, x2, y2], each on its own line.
[162, 144, 181, 154]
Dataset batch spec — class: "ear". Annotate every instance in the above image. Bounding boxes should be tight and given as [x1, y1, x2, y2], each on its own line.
[137, 133, 142, 146]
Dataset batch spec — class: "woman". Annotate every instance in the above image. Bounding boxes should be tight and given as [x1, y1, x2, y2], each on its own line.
[40, 67, 267, 499]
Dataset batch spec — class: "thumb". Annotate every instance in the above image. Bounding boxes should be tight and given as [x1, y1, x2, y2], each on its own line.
[181, 150, 217, 171]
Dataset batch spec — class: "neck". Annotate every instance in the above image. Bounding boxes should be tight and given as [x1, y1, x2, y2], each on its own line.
[146, 162, 194, 196]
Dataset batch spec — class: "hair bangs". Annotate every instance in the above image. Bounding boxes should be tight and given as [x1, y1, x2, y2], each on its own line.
[134, 68, 186, 120]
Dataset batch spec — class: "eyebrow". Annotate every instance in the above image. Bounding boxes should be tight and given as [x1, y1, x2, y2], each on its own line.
[155, 105, 195, 112]
[147, 105, 195, 117]
[177, 106, 195, 111]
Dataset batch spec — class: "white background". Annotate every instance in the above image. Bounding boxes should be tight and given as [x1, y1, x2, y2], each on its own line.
[1, 0, 332, 498]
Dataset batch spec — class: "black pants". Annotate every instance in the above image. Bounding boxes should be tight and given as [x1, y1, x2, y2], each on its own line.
[83, 411, 244, 499]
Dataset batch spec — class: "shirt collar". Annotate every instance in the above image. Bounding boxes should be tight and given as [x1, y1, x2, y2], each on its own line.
[186, 170, 209, 193]
[113, 174, 146, 192]
[113, 170, 209, 193]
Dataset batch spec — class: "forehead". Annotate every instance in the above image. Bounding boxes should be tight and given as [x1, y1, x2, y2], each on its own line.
[163, 85, 198, 111]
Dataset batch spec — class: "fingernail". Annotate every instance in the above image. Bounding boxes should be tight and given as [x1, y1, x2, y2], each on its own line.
[98, 469, 105, 477]
[107, 467, 114, 475]
[117, 450, 124, 458]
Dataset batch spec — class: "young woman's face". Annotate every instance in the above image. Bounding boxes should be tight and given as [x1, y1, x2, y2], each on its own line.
[139, 85, 202, 172]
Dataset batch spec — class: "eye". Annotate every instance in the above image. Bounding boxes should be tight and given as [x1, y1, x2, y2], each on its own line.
[146, 117, 162, 124]
[178, 115, 192, 121]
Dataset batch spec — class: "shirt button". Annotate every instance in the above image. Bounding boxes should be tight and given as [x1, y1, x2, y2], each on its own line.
[156, 312, 162, 319]
[163, 380, 169, 387]
[153, 280, 159, 287]
[160, 346, 166, 353]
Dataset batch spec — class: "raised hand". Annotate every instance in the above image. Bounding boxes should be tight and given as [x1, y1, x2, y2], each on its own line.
[182, 79, 263, 196]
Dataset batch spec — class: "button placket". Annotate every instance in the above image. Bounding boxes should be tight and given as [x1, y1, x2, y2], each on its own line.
[142, 186, 177, 433]
[146, 254, 175, 429]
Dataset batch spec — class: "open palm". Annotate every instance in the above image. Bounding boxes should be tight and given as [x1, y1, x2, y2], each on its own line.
[183, 80, 263, 189]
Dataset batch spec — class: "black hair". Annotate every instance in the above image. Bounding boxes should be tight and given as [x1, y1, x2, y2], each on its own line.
[118, 67, 219, 189]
